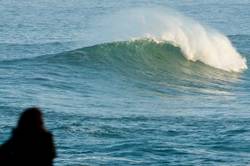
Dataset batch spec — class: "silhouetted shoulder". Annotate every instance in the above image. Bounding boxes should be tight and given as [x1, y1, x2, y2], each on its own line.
[43, 130, 56, 159]
[0, 138, 14, 165]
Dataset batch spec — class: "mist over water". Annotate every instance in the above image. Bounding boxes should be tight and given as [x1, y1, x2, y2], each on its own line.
[96, 8, 247, 72]
[0, 1, 250, 166]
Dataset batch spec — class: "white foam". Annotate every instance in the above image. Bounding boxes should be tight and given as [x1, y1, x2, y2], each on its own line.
[100, 7, 247, 72]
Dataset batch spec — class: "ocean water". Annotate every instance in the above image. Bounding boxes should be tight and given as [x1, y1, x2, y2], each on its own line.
[0, 0, 250, 165]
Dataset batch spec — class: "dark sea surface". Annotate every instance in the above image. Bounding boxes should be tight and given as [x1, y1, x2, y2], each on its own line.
[0, 1, 250, 165]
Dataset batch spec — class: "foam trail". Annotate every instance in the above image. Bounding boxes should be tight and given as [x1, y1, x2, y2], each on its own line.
[100, 8, 247, 72]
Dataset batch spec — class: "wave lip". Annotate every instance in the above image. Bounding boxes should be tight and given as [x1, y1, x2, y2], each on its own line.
[158, 22, 247, 72]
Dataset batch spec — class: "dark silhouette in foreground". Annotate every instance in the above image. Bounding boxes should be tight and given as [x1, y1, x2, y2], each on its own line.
[0, 107, 56, 166]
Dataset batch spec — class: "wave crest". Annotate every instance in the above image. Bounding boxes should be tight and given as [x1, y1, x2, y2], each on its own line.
[98, 8, 247, 72]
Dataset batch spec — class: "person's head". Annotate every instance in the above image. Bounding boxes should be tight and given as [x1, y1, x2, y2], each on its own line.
[17, 107, 44, 131]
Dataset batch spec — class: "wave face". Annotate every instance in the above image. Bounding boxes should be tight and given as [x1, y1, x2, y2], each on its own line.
[42, 39, 241, 96]
[96, 8, 247, 72]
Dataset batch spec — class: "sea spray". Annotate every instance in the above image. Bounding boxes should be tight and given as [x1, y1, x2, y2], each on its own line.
[98, 7, 247, 72]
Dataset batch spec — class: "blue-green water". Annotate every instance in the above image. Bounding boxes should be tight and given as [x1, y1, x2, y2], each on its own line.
[1, 1, 250, 165]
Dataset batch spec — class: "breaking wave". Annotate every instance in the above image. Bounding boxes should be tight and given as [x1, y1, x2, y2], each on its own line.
[94, 8, 247, 72]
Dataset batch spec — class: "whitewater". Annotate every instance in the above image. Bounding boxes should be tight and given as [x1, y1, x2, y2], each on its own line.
[0, 1, 250, 166]
[94, 8, 246, 72]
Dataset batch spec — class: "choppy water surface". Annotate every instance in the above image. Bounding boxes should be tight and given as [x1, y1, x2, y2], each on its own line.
[0, 1, 250, 165]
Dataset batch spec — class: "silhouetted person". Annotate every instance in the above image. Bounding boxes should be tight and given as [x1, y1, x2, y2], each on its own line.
[0, 107, 56, 166]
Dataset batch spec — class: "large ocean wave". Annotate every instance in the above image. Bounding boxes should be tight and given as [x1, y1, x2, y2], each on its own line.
[95, 8, 247, 72]
[17, 39, 238, 96]
[2, 7, 247, 73]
